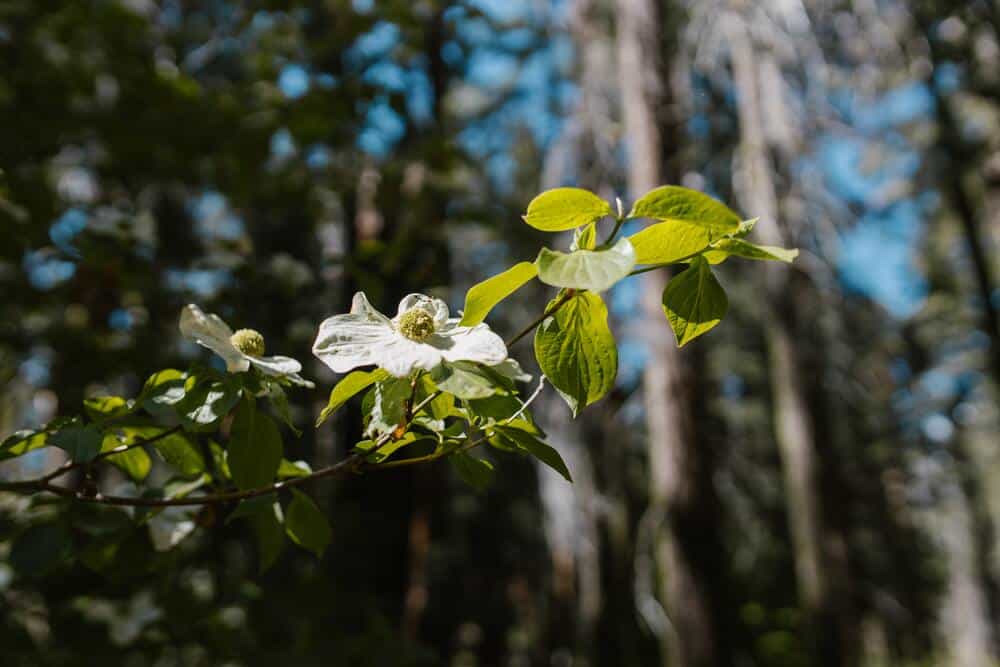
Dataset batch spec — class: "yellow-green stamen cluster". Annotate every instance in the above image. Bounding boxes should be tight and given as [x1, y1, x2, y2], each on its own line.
[397, 309, 436, 342]
[231, 329, 265, 356]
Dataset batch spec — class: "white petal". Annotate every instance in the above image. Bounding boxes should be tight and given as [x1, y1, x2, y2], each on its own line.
[179, 304, 248, 372]
[376, 335, 445, 377]
[249, 355, 302, 376]
[350, 292, 392, 324]
[395, 293, 450, 329]
[313, 314, 398, 373]
[433, 323, 508, 366]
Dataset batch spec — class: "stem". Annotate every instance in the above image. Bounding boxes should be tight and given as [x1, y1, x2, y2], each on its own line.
[602, 215, 626, 246]
[626, 250, 704, 277]
[505, 290, 575, 347]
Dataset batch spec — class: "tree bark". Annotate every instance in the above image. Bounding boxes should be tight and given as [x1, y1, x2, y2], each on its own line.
[616, 1, 731, 664]
[724, 12, 852, 665]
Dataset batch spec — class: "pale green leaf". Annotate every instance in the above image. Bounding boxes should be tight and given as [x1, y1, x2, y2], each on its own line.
[661, 256, 728, 347]
[431, 362, 499, 400]
[571, 222, 597, 251]
[533, 292, 617, 416]
[285, 489, 331, 558]
[628, 185, 741, 233]
[459, 262, 538, 326]
[316, 368, 389, 427]
[535, 237, 635, 292]
[523, 187, 612, 231]
[702, 238, 799, 264]
[364, 377, 412, 439]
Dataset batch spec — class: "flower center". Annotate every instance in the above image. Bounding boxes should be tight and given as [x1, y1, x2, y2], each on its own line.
[230, 329, 265, 356]
[397, 309, 436, 342]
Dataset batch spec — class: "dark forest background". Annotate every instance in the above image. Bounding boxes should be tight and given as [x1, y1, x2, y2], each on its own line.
[2, 0, 1000, 665]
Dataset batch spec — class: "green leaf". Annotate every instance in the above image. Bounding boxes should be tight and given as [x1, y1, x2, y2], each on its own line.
[533, 292, 617, 416]
[245, 500, 285, 573]
[628, 185, 742, 233]
[140, 369, 187, 407]
[703, 237, 799, 264]
[277, 459, 312, 478]
[523, 187, 613, 232]
[459, 262, 538, 326]
[50, 425, 103, 462]
[661, 256, 728, 347]
[179, 380, 241, 427]
[495, 425, 572, 482]
[228, 398, 283, 490]
[0, 430, 49, 461]
[535, 237, 636, 292]
[84, 396, 135, 422]
[627, 219, 714, 264]
[266, 383, 301, 436]
[146, 429, 205, 477]
[571, 222, 597, 251]
[285, 489, 331, 558]
[100, 433, 152, 482]
[450, 452, 495, 491]
[365, 377, 412, 439]
[431, 362, 500, 400]
[316, 368, 390, 427]
[360, 431, 430, 464]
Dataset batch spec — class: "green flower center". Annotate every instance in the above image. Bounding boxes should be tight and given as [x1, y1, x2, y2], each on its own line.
[230, 329, 265, 356]
[397, 309, 436, 342]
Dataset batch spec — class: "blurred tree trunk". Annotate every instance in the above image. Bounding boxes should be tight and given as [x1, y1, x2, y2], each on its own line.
[616, 1, 732, 664]
[724, 13, 856, 665]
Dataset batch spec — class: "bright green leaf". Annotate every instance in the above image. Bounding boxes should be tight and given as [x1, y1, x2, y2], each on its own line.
[661, 256, 728, 347]
[459, 262, 538, 326]
[316, 368, 390, 427]
[228, 398, 283, 490]
[523, 187, 613, 232]
[285, 489, 331, 558]
[533, 292, 617, 416]
[84, 396, 134, 422]
[0, 430, 48, 461]
[703, 238, 799, 264]
[627, 219, 714, 264]
[450, 452, 495, 491]
[628, 185, 742, 233]
[101, 433, 152, 482]
[535, 237, 636, 292]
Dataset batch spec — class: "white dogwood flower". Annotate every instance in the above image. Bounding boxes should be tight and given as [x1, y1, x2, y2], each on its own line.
[179, 304, 312, 386]
[313, 292, 508, 378]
